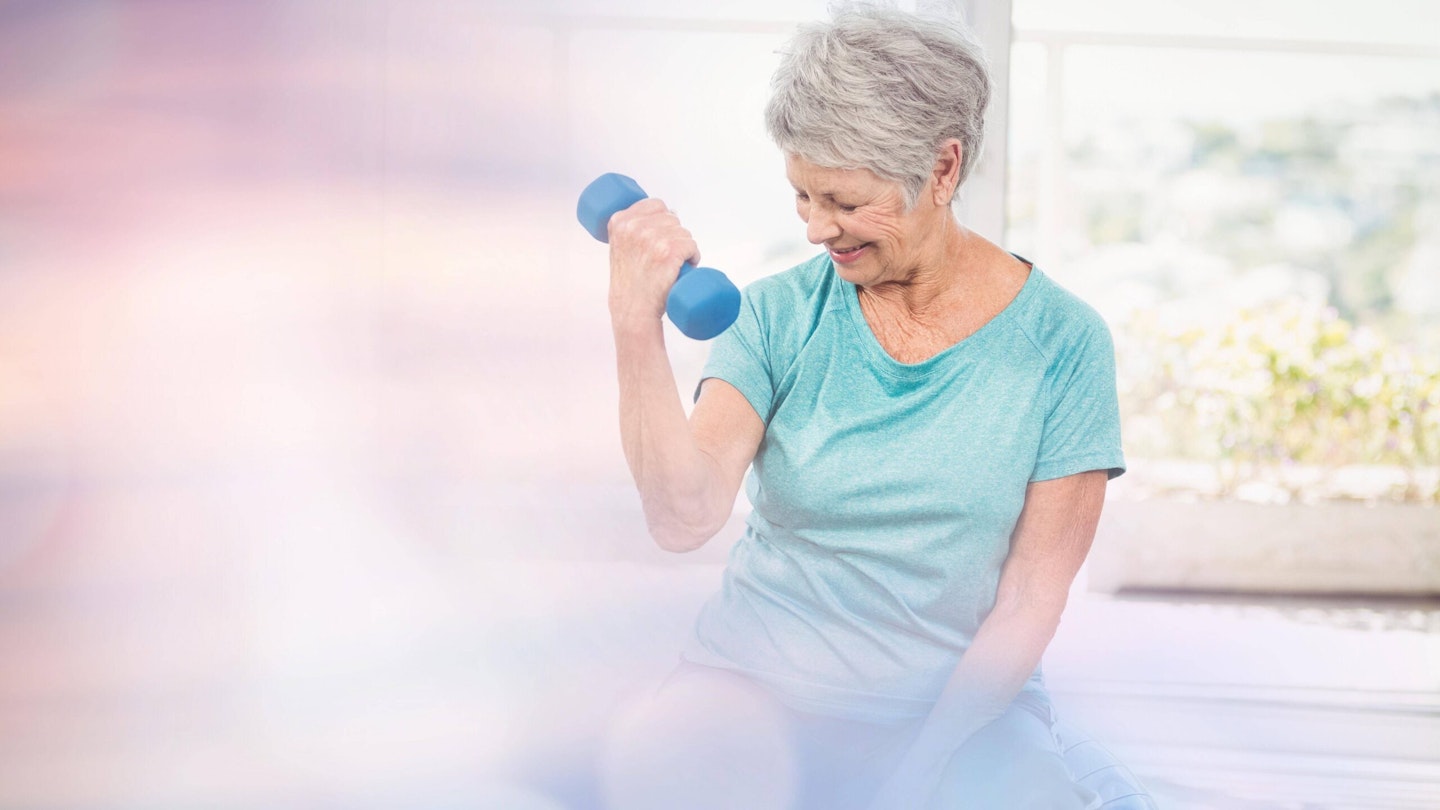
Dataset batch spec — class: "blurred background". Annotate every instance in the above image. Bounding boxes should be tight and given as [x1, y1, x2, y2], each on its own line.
[0, 0, 1436, 808]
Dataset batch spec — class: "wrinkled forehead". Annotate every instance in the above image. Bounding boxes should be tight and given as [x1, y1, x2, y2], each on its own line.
[783, 152, 891, 195]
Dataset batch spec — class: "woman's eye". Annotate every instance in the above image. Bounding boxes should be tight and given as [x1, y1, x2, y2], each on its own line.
[838, 204, 858, 214]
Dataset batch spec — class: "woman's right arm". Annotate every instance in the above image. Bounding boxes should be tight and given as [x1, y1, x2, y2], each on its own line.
[608, 200, 765, 552]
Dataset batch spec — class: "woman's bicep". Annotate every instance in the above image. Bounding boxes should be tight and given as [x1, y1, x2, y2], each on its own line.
[690, 377, 765, 501]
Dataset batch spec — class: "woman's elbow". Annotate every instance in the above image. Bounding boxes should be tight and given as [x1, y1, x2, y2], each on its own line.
[648, 507, 725, 550]
[993, 583, 1068, 637]
[638, 489, 731, 553]
[644, 518, 719, 553]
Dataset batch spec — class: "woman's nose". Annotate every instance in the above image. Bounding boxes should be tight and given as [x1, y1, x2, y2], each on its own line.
[806, 208, 840, 245]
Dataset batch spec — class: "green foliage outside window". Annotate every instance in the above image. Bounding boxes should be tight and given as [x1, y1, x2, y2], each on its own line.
[1119, 301, 1440, 503]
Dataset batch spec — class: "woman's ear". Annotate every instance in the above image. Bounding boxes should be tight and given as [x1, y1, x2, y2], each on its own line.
[931, 139, 963, 206]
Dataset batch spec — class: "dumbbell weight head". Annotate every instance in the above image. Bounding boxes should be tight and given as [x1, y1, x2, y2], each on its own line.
[577, 173, 647, 243]
[668, 264, 741, 341]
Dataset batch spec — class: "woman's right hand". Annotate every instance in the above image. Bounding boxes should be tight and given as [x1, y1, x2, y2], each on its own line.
[606, 198, 701, 334]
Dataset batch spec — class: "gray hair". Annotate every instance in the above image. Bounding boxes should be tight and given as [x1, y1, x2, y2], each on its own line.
[765, 4, 991, 209]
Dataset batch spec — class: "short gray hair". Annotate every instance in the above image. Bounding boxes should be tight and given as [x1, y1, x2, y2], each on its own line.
[765, 4, 991, 208]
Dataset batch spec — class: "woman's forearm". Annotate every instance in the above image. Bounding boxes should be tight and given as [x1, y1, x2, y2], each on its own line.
[916, 602, 1060, 748]
[613, 318, 730, 551]
[863, 602, 1062, 810]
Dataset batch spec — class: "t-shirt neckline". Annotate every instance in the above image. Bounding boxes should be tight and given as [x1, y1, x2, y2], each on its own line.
[837, 256, 1043, 378]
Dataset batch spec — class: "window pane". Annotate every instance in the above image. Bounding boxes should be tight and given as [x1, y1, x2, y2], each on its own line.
[1009, 3, 1440, 501]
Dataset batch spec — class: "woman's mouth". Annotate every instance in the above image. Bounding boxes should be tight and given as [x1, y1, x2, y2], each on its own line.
[828, 243, 870, 264]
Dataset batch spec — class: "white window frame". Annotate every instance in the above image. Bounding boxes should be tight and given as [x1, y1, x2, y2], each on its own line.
[953, 0, 1014, 245]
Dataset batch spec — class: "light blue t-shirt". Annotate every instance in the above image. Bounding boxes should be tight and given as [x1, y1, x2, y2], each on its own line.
[681, 253, 1125, 722]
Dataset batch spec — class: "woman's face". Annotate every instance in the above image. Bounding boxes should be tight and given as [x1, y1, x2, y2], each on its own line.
[785, 153, 939, 288]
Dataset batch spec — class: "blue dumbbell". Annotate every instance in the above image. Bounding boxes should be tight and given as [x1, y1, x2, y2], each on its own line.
[577, 173, 741, 340]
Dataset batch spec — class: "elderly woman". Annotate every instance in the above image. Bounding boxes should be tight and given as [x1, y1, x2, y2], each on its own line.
[604, 7, 1122, 810]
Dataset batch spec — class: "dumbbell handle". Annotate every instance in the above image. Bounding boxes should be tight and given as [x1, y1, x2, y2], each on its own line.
[576, 173, 740, 340]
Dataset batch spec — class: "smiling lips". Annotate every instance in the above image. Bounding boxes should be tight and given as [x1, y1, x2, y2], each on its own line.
[829, 243, 870, 264]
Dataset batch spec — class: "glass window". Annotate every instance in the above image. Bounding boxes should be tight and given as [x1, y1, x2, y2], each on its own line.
[1009, 0, 1440, 503]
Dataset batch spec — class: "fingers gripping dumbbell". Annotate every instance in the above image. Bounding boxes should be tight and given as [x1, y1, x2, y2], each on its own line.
[577, 173, 741, 340]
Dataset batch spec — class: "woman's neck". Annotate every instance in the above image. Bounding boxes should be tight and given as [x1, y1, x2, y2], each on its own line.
[859, 214, 977, 323]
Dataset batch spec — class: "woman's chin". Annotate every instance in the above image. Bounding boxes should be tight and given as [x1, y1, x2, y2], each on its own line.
[832, 261, 878, 287]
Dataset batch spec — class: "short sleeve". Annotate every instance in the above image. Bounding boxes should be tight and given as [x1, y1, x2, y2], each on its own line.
[693, 287, 774, 423]
[1031, 320, 1127, 482]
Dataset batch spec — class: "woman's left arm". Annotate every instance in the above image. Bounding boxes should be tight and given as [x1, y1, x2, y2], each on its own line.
[867, 469, 1108, 808]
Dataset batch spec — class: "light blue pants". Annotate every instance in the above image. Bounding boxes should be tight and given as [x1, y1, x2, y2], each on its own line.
[658, 661, 1100, 810]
